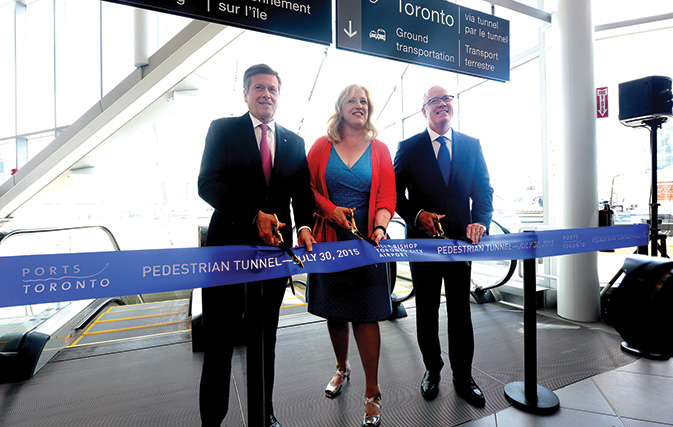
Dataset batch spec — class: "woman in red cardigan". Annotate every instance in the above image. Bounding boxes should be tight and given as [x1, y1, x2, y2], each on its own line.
[306, 84, 396, 427]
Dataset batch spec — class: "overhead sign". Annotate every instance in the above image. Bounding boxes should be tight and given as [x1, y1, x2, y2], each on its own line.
[103, 0, 331, 45]
[337, 0, 510, 82]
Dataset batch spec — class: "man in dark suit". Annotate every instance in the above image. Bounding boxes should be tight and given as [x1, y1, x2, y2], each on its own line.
[198, 63, 315, 427]
[394, 85, 493, 408]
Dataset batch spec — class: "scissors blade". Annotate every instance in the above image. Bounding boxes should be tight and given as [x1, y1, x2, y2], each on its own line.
[351, 229, 380, 247]
[432, 216, 450, 239]
[279, 242, 304, 268]
[273, 213, 304, 268]
[347, 208, 379, 247]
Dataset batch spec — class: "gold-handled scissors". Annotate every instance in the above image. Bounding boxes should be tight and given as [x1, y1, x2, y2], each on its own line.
[433, 214, 470, 266]
[432, 214, 450, 239]
[348, 209, 379, 247]
[274, 214, 304, 268]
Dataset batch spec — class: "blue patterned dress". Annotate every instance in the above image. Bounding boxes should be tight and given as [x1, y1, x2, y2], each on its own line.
[307, 145, 392, 322]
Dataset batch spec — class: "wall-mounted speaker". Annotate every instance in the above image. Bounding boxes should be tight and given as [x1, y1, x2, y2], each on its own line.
[618, 76, 673, 127]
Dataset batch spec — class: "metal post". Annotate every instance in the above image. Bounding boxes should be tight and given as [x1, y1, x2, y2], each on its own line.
[646, 118, 666, 257]
[523, 258, 538, 404]
[504, 255, 559, 414]
[245, 282, 267, 427]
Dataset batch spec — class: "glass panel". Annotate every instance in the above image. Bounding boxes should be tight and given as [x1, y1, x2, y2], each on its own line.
[26, 132, 56, 161]
[0, 227, 119, 256]
[156, 10, 191, 49]
[594, 25, 673, 224]
[16, 0, 55, 135]
[0, 139, 16, 184]
[101, 2, 135, 97]
[0, 2, 16, 139]
[593, 1, 673, 27]
[460, 59, 541, 233]
[55, 0, 101, 127]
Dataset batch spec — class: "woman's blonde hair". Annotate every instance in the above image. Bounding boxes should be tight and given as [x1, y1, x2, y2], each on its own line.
[326, 84, 378, 143]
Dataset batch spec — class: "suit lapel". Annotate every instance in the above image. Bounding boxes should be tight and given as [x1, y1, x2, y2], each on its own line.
[271, 124, 289, 184]
[238, 113, 267, 187]
[449, 129, 458, 184]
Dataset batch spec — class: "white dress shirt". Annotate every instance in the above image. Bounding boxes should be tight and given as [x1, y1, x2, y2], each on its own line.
[427, 127, 452, 159]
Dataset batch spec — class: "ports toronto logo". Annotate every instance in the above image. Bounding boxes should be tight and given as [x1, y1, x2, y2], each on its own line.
[21, 263, 111, 295]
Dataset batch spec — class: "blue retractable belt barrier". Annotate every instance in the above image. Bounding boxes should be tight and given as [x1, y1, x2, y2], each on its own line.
[0, 224, 648, 308]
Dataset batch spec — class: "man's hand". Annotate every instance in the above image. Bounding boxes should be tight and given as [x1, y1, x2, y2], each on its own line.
[256, 211, 284, 246]
[417, 211, 445, 236]
[466, 223, 486, 244]
[297, 228, 315, 252]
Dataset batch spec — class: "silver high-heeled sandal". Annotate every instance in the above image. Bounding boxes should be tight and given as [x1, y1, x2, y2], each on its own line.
[324, 365, 351, 398]
[362, 393, 382, 427]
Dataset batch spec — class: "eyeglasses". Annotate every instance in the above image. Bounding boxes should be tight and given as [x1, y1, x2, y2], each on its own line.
[423, 95, 454, 108]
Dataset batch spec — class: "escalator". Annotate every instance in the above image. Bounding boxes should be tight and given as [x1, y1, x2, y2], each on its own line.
[0, 226, 193, 383]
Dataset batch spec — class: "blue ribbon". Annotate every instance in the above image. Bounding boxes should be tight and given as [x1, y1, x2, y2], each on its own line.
[0, 224, 648, 308]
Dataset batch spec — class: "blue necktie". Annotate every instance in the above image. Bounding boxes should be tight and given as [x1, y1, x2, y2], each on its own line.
[437, 136, 451, 186]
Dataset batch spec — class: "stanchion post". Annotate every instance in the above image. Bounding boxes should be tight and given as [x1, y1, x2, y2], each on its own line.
[523, 257, 538, 404]
[504, 252, 560, 414]
[245, 282, 268, 427]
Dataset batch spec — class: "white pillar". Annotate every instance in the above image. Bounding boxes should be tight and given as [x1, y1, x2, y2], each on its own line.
[552, 0, 600, 322]
[133, 8, 152, 68]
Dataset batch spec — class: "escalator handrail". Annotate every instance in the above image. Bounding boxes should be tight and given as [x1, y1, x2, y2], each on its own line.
[388, 218, 414, 304]
[472, 219, 517, 294]
[388, 218, 518, 301]
[0, 225, 121, 251]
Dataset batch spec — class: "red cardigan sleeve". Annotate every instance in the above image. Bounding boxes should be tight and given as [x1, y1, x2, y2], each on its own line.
[369, 139, 396, 235]
[307, 136, 337, 242]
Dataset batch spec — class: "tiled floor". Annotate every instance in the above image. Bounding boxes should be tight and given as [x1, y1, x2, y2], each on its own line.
[463, 310, 673, 427]
[282, 281, 673, 427]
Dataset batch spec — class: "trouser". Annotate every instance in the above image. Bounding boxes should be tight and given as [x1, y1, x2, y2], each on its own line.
[411, 260, 475, 381]
[199, 278, 287, 426]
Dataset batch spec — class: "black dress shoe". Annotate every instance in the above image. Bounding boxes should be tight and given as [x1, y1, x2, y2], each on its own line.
[269, 414, 282, 427]
[453, 377, 486, 407]
[420, 370, 441, 401]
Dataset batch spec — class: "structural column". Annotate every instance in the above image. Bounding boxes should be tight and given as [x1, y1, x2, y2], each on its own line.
[134, 8, 152, 67]
[552, 0, 600, 321]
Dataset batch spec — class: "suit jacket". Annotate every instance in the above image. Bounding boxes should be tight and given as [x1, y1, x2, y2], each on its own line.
[307, 136, 396, 243]
[198, 112, 315, 246]
[394, 128, 493, 241]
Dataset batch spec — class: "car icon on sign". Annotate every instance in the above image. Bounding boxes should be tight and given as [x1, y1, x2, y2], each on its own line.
[369, 29, 386, 41]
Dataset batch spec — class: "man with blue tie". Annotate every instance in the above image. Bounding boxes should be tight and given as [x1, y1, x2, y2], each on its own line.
[394, 85, 494, 408]
[198, 63, 316, 426]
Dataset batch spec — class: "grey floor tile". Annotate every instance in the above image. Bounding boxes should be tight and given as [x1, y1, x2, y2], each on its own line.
[594, 369, 673, 424]
[616, 357, 673, 378]
[494, 406, 625, 426]
[460, 414, 497, 426]
[554, 378, 616, 415]
[622, 418, 673, 427]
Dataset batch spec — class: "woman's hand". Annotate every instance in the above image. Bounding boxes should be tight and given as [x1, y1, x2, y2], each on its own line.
[331, 206, 354, 230]
[371, 227, 386, 243]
